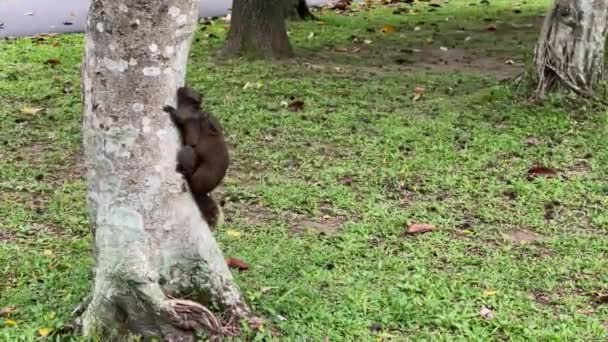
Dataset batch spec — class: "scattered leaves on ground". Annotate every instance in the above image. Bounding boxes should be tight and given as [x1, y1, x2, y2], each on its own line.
[412, 86, 425, 101]
[527, 166, 558, 179]
[404, 223, 434, 235]
[226, 257, 249, 271]
[0, 307, 15, 317]
[288, 100, 305, 112]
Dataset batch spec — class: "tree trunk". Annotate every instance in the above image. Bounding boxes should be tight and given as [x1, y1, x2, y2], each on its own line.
[223, 0, 293, 59]
[80, 0, 250, 340]
[287, 0, 317, 20]
[534, 0, 608, 98]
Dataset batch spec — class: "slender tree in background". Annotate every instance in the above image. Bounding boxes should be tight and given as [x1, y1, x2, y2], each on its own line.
[534, 0, 608, 98]
[287, 0, 317, 20]
[223, 0, 293, 58]
[79, 0, 251, 339]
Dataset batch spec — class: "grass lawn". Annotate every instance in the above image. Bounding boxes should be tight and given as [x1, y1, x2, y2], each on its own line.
[1, 0, 608, 340]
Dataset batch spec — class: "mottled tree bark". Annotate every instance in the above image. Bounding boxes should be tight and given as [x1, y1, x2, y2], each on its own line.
[223, 0, 293, 58]
[79, 0, 250, 340]
[534, 0, 608, 98]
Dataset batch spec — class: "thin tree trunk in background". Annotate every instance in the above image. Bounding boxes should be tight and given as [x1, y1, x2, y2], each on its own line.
[79, 0, 250, 339]
[534, 0, 608, 98]
[287, 0, 317, 20]
[223, 0, 293, 58]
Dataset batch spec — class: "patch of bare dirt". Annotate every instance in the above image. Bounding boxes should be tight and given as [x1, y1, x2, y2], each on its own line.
[221, 199, 275, 226]
[299, 46, 524, 79]
[395, 47, 523, 77]
[501, 229, 545, 244]
[530, 289, 552, 306]
[0, 222, 71, 242]
[289, 216, 345, 235]
[565, 159, 591, 178]
[0, 230, 14, 242]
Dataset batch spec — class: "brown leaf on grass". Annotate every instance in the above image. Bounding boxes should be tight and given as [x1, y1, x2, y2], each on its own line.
[412, 86, 425, 101]
[404, 223, 434, 235]
[487, 25, 497, 31]
[381, 24, 396, 33]
[0, 307, 15, 317]
[20, 106, 43, 115]
[525, 136, 540, 146]
[226, 257, 249, 271]
[594, 293, 608, 305]
[527, 166, 558, 179]
[38, 328, 51, 337]
[339, 175, 354, 186]
[479, 306, 494, 320]
[288, 100, 304, 112]
[45, 58, 61, 66]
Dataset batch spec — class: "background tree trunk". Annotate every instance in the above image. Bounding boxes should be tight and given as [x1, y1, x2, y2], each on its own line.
[80, 0, 250, 339]
[534, 0, 608, 98]
[223, 0, 293, 58]
[287, 0, 317, 20]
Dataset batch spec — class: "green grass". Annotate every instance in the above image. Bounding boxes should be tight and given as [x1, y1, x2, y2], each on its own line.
[1, 0, 608, 340]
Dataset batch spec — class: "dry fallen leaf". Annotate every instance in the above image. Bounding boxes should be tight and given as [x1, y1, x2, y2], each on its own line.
[303, 62, 324, 70]
[594, 293, 608, 304]
[243, 81, 263, 90]
[307, 31, 316, 40]
[412, 86, 425, 102]
[339, 175, 354, 186]
[226, 257, 249, 271]
[260, 287, 274, 294]
[334, 47, 349, 52]
[226, 230, 242, 238]
[439, 46, 448, 51]
[363, 39, 373, 45]
[288, 100, 305, 112]
[45, 58, 61, 66]
[43, 249, 53, 257]
[381, 24, 396, 33]
[527, 166, 558, 179]
[21, 106, 43, 115]
[0, 307, 15, 317]
[38, 328, 51, 337]
[525, 137, 540, 146]
[404, 223, 434, 235]
[479, 306, 494, 320]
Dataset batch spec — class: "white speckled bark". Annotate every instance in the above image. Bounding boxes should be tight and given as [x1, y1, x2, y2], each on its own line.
[80, 0, 249, 339]
[534, 0, 608, 97]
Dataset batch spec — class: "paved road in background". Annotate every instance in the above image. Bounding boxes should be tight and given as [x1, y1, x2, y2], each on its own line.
[0, 0, 329, 38]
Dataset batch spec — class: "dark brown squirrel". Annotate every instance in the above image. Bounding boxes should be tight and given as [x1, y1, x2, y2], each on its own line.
[163, 86, 229, 229]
